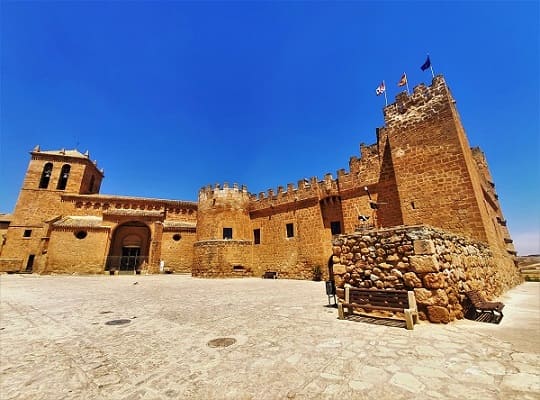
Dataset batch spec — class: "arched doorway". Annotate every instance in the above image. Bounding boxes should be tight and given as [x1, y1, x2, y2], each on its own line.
[107, 221, 151, 273]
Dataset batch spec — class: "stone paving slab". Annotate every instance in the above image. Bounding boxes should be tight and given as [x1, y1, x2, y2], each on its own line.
[0, 275, 538, 400]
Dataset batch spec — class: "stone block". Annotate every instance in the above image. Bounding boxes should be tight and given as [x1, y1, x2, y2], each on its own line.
[427, 305, 450, 323]
[378, 262, 393, 270]
[409, 255, 439, 273]
[403, 272, 422, 288]
[423, 273, 446, 289]
[333, 264, 346, 274]
[413, 239, 435, 255]
[386, 254, 400, 263]
[413, 288, 448, 306]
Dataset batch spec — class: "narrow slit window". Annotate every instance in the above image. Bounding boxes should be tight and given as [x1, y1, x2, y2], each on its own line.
[89, 175, 95, 193]
[253, 229, 261, 244]
[286, 223, 294, 238]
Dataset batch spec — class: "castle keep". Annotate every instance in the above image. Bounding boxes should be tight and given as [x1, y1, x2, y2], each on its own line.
[0, 76, 519, 307]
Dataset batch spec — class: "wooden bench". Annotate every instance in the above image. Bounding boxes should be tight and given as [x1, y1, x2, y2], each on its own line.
[465, 290, 505, 324]
[338, 287, 419, 330]
[263, 271, 278, 279]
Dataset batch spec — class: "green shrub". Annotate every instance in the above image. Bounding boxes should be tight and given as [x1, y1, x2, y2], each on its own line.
[312, 266, 323, 281]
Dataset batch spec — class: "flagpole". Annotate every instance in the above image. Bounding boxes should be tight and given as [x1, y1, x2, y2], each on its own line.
[383, 80, 387, 106]
[405, 73, 410, 94]
[430, 64, 435, 78]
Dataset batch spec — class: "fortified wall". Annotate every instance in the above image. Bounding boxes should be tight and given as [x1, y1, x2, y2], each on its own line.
[1, 75, 519, 294]
[331, 226, 521, 323]
[191, 76, 516, 281]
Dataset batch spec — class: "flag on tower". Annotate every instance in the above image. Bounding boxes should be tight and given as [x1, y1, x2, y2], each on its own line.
[375, 81, 386, 95]
[420, 54, 435, 78]
[398, 73, 407, 87]
[375, 81, 387, 105]
[398, 72, 410, 94]
[420, 56, 431, 71]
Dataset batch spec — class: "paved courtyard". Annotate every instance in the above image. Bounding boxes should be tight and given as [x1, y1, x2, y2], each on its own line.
[0, 275, 539, 400]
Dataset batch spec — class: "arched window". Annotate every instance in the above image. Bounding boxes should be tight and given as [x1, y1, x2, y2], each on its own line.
[39, 163, 53, 189]
[57, 164, 71, 190]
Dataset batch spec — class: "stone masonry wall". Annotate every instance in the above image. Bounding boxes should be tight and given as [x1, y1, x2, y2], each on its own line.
[331, 226, 522, 323]
[46, 228, 110, 274]
[250, 200, 331, 280]
[160, 230, 196, 273]
[193, 240, 253, 277]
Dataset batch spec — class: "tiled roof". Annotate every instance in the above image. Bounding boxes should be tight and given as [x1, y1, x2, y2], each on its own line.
[62, 193, 197, 207]
[0, 214, 13, 222]
[34, 148, 89, 159]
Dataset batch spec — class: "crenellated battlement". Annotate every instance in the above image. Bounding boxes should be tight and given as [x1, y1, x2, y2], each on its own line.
[248, 172, 343, 211]
[247, 141, 386, 211]
[198, 182, 250, 203]
[383, 75, 451, 127]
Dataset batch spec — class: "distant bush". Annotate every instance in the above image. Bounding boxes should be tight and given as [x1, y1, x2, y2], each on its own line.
[312, 266, 323, 281]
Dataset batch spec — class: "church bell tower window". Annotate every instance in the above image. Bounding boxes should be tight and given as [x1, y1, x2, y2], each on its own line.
[39, 163, 53, 189]
[57, 164, 71, 190]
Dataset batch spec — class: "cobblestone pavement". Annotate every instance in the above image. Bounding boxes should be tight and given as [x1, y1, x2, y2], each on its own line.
[1, 275, 538, 400]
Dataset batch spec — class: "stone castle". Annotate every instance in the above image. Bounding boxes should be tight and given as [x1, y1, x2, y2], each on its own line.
[0, 76, 520, 305]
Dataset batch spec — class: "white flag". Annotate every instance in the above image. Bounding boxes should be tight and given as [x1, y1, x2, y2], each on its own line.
[375, 81, 386, 96]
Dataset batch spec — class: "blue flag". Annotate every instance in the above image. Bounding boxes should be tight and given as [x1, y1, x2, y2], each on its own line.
[421, 56, 431, 71]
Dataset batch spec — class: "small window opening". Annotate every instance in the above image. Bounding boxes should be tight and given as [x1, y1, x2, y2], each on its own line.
[172, 234, 181, 241]
[23, 229, 32, 238]
[223, 227, 233, 240]
[74, 230, 87, 239]
[57, 164, 71, 190]
[411, 201, 416, 210]
[286, 223, 294, 238]
[330, 221, 341, 235]
[39, 163, 53, 189]
[253, 229, 261, 245]
[233, 265, 245, 272]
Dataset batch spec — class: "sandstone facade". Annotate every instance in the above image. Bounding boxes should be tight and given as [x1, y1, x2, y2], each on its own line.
[0, 76, 519, 304]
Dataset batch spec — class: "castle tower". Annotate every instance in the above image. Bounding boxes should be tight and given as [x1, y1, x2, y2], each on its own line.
[381, 76, 514, 256]
[1, 146, 104, 272]
[193, 183, 253, 277]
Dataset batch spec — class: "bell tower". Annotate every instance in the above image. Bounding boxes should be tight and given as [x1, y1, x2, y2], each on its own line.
[0, 146, 104, 272]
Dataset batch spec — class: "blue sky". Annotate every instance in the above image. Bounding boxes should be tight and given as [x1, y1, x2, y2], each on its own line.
[1, 1, 539, 255]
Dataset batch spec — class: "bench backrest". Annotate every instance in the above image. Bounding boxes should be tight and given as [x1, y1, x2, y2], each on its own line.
[465, 290, 486, 306]
[347, 288, 411, 310]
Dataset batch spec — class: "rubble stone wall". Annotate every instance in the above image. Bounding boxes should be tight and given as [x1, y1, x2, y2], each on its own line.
[331, 225, 522, 323]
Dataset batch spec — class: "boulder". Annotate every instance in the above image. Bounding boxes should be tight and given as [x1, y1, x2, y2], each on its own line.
[427, 306, 450, 324]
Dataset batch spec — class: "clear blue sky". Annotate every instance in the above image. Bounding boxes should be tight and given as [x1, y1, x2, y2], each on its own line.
[1, 1, 539, 255]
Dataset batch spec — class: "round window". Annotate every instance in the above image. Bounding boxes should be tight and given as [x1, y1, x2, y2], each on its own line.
[74, 230, 88, 240]
[173, 234, 181, 241]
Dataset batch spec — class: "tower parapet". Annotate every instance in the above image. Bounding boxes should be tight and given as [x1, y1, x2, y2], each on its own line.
[383, 75, 450, 129]
[196, 182, 251, 241]
[194, 182, 253, 277]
